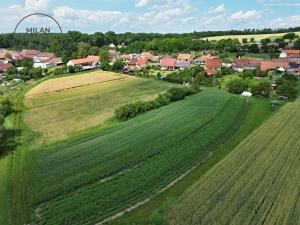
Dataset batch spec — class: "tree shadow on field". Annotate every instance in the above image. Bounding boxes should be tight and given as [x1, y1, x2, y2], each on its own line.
[0, 128, 21, 156]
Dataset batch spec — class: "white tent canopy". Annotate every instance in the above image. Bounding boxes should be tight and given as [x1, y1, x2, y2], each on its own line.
[241, 91, 252, 97]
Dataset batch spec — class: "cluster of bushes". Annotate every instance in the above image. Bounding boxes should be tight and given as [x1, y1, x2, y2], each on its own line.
[164, 67, 205, 84]
[0, 95, 13, 154]
[276, 73, 299, 99]
[52, 65, 83, 75]
[227, 77, 271, 97]
[115, 87, 200, 121]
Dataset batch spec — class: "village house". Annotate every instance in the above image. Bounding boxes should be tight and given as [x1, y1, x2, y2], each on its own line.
[205, 58, 223, 76]
[232, 58, 262, 72]
[160, 55, 177, 70]
[260, 60, 290, 72]
[67, 55, 100, 69]
[128, 57, 148, 69]
[175, 60, 191, 70]
[0, 63, 14, 78]
[141, 52, 153, 61]
[193, 55, 219, 66]
[33, 57, 62, 69]
[279, 50, 300, 60]
[177, 54, 193, 62]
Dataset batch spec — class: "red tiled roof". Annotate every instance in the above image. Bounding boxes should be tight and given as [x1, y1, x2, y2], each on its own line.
[177, 54, 192, 61]
[232, 58, 262, 64]
[161, 55, 176, 68]
[206, 69, 217, 76]
[284, 50, 300, 55]
[0, 63, 13, 72]
[136, 58, 147, 66]
[205, 58, 223, 68]
[261, 60, 290, 72]
[68, 56, 99, 65]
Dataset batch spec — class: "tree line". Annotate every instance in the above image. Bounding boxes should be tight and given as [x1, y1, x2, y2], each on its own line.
[1, 27, 300, 62]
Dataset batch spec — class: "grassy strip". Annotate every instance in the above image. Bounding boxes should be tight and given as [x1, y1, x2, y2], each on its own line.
[110, 98, 273, 225]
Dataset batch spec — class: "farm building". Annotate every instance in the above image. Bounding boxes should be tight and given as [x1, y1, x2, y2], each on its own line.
[33, 57, 62, 69]
[260, 60, 289, 72]
[67, 56, 100, 69]
[232, 58, 262, 72]
[160, 55, 177, 70]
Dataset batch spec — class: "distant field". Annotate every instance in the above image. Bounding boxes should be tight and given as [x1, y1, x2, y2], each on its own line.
[24, 71, 176, 143]
[203, 31, 300, 42]
[168, 102, 300, 225]
[24, 89, 249, 225]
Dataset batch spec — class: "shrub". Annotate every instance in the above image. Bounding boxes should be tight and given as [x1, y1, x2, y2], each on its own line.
[167, 87, 186, 101]
[227, 78, 249, 94]
[250, 80, 271, 97]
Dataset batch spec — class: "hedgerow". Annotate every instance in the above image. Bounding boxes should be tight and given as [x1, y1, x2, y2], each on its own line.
[115, 87, 200, 120]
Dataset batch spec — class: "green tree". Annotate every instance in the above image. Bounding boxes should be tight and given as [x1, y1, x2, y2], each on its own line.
[77, 42, 91, 58]
[226, 78, 249, 94]
[112, 60, 125, 72]
[283, 32, 298, 42]
[250, 80, 271, 97]
[99, 50, 111, 64]
[4, 52, 12, 59]
[89, 46, 100, 56]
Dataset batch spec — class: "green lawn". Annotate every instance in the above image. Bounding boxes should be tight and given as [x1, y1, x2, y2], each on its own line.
[22, 89, 249, 225]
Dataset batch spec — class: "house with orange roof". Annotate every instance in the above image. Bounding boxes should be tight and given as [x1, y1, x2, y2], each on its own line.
[67, 55, 100, 69]
[260, 60, 290, 72]
[204, 58, 223, 76]
[279, 49, 300, 60]
[177, 54, 192, 62]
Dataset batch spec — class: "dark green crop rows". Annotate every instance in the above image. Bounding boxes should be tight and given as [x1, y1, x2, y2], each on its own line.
[26, 90, 249, 225]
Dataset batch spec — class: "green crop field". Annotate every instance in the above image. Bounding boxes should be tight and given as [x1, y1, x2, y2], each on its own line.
[23, 71, 176, 144]
[21, 89, 249, 225]
[168, 101, 300, 225]
[202, 31, 300, 42]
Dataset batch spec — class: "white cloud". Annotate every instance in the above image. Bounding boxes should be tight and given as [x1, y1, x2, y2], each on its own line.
[230, 10, 262, 22]
[270, 15, 300, 27]
[135, 0, 152, 7]
[25, 0, 51, 11]
[208, 4, 226, 14]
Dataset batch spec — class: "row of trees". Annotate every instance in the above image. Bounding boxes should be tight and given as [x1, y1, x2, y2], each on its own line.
[0, 95, 13, 154]
[2, 28, 300, 63]
[115, 87, 200, 120]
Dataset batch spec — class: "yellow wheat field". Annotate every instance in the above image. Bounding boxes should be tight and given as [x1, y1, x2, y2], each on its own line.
[168, 102, 300, 225]
[26, 71, 132, 97]
[203, 32, 300, 42]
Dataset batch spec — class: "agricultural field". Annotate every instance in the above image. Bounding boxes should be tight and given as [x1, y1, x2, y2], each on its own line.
[202, 31, 300, 42]
[22, 89, 249, 225]
[23, 70, 176, 143]
[168, 101, 300, 225]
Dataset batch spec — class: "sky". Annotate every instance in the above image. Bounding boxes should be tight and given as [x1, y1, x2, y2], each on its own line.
[0, 0, 300, 34]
